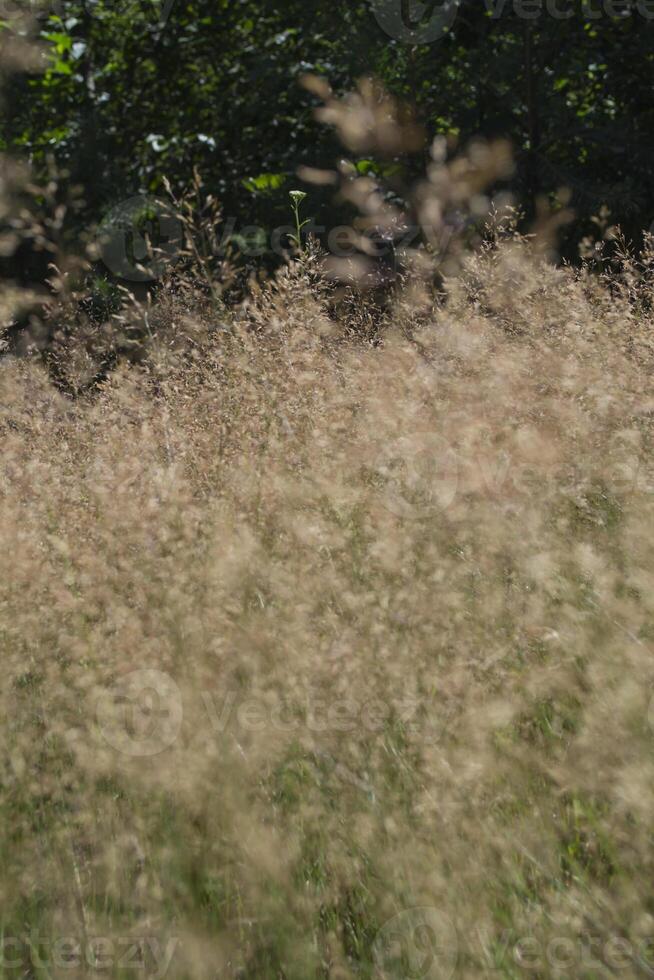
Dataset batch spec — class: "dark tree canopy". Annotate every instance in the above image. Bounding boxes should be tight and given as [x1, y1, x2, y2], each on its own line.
[4, 0, 654, 260]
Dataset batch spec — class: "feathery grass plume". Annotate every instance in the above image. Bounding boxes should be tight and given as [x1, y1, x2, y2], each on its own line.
[302, 74, 516, 314]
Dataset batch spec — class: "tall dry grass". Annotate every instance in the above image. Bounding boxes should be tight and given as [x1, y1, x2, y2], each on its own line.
[3, 22, 654, 974]
[1, 224, 654, 977]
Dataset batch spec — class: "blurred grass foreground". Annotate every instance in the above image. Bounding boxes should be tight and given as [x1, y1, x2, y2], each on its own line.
[2, 28, 654, 980]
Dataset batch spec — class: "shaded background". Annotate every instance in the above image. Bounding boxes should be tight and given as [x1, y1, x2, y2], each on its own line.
[3, 0, 654, 277]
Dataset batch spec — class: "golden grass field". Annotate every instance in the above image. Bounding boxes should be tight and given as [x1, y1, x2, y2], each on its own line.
[2, 225, 654, 977]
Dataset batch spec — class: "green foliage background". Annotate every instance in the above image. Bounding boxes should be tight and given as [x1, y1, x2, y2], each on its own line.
[4, 0, 654, 258]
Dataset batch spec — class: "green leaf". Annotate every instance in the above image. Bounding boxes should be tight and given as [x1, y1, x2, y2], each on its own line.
[43, 32, 72, 54]
[242, 173, 288, 195]
[49, 59, 72, 75]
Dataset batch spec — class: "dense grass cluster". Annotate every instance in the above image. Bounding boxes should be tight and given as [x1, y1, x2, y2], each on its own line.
[1, 232, 654, 978]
